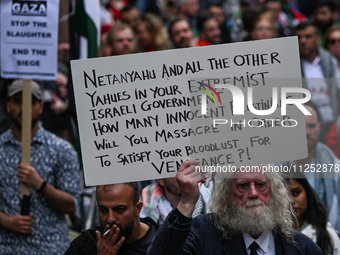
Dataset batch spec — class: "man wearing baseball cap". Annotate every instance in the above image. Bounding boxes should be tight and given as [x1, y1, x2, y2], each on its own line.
[0, 80, 81, 254]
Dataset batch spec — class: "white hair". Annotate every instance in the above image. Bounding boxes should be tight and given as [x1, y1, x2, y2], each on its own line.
[209, 166, 296, 240]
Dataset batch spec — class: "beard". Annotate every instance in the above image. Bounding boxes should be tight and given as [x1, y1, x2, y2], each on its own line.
[103, 216, 137, 242]
[307, 136, 318, 152]
[116, 218, 136, 241]
[228, 199, 276, 238]
[176, 38, 191, 48]
[316, 19, 334, 33]
[11, 113, 39, 130]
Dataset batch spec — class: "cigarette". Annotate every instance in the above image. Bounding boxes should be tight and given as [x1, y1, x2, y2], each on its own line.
[103, 229, 110, 237]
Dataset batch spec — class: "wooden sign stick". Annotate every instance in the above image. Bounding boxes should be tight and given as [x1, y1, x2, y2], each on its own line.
[20, 79, 32, 215]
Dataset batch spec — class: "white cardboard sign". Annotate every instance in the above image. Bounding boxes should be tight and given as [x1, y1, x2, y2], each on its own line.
[71, 37, 308, 186]
[1, 0, 59, 80]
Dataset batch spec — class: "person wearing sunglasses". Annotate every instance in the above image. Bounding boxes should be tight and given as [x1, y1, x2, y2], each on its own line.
[324, 25, 340, 75]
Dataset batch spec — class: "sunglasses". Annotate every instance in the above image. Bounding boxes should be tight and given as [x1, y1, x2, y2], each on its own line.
[328, 38, 340, 44]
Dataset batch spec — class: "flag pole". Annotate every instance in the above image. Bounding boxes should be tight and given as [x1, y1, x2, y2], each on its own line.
[20, 79, 32, 215]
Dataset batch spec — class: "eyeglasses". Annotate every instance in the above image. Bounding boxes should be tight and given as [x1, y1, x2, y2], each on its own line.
[328, 38, 340, 45]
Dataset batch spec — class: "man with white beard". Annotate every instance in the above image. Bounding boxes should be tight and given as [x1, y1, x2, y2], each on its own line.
[147, 160, 321, 254]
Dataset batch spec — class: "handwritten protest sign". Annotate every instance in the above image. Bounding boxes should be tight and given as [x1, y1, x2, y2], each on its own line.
[1, 0, 59, 80]
[71, 36, 308, 186]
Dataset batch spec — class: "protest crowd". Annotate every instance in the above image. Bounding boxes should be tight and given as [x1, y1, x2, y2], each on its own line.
[1, 0, 340, 254]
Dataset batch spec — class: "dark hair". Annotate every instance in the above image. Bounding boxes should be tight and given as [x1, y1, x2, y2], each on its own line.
[304, 100, 321, 123]
[196, 11, 215, 33]
[240, 0, 250, 9]
[168, 17, 191, 38]
[96, 182, 139, 205]
[207, 1, 223, 9]
[285, 173, 333, 254]
[295, 21, 320, 35]
[121, 4, 138, 14]
[266, 0, 282, 3]
[314, 0, 338, 13]
[242, 6, 267, 32]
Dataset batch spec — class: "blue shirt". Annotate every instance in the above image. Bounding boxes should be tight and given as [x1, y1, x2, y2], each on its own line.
[0, 124, 81, 254]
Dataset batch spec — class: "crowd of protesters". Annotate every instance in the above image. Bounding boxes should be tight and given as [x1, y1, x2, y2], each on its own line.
[1, 0, 340, 254]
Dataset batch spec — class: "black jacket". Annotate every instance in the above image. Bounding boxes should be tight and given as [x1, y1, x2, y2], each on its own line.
[146, 210, 322, 255]
[65, 217, 158, 255]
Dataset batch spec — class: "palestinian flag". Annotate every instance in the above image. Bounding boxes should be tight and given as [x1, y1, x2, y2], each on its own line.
[73, 0, 100, 59]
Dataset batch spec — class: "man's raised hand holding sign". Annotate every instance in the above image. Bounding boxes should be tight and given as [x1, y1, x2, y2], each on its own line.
[176, 159, 206, 218]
